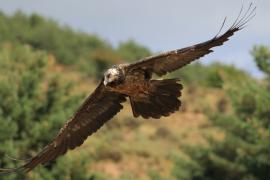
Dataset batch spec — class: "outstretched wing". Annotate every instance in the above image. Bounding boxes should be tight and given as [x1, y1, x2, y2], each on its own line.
[127, 3, 256, 76]
[0, 80, 126, 174]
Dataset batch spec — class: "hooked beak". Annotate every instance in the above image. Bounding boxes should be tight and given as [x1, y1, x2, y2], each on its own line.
[104, 76, 113, 86]
[103, 78, 108, 86]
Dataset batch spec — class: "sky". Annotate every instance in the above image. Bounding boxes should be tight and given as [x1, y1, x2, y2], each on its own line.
[0, 0, 269, 77]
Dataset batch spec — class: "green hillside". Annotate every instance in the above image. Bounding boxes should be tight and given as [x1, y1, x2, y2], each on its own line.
[0, 11, 269, 180]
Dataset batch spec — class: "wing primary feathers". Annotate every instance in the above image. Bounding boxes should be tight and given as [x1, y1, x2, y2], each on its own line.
[0, 167, 23, 175]
[214, 17, 227, 38]
[231, 2, 256, 30]
[216, 2, 256, 39]
[231, 0, 245, 29]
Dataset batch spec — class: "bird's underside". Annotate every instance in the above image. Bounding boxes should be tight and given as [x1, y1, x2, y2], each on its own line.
[0, 3, 256, 175]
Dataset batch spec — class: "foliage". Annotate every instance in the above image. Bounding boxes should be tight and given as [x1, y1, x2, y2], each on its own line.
[251, 46, 270, 76]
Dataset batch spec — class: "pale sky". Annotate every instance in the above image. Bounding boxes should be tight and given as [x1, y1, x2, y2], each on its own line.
[0, 0, 269, 77]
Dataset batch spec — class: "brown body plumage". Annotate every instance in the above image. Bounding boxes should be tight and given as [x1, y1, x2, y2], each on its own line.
[106, 64, 183, 118]
[0, 3, 255, 174]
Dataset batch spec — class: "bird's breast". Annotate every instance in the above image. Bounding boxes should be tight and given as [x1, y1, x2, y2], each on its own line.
[113, 82, 149, 97]
[108, 72, 150, 100]
[106, 70, 150, 100]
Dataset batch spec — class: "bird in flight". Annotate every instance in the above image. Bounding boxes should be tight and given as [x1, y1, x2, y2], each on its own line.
[0, 3, 255, 174]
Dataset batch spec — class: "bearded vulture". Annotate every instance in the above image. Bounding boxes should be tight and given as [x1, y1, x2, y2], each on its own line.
[0, 3, 255, 174]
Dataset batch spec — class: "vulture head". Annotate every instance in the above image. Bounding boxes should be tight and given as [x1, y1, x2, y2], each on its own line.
[103, 66, 124, 86]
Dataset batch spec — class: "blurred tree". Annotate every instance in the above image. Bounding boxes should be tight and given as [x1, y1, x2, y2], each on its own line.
[251, 46, 270, 76]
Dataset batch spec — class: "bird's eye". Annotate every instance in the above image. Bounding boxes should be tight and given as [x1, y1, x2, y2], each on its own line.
[107, 74, 111, 78]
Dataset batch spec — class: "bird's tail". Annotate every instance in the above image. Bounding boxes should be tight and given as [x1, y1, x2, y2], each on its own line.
[130, 78, 182, 119]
